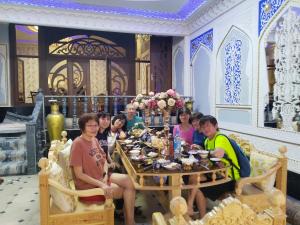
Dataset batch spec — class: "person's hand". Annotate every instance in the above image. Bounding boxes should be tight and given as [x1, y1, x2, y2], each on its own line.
[212, 148, 225, 158]
[190, 144, 201, 150]
[102, 184, 114, 198]
[108, 162, 116, 170]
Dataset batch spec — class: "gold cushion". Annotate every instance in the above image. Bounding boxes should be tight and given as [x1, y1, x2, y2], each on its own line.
[48, 161, 76, 212]
[250, 151, 278, 191]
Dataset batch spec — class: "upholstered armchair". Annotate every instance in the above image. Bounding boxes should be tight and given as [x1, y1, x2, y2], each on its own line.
[38, 138, 114, 225]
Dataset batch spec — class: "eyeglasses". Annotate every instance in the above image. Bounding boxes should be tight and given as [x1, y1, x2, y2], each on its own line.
[86, 124, 99, 128]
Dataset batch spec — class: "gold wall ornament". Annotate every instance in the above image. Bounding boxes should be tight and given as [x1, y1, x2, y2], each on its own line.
[46, 99, 65, 141]
[263, 3, 272, 13]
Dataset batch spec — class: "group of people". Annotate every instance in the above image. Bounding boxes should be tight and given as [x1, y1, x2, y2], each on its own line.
[173, 109, 240, 218]
[69, 103, 242, 224]
[70, 103, 142, 225]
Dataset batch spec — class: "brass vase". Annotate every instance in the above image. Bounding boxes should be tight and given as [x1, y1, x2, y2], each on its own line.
[47, 100, 64, 141]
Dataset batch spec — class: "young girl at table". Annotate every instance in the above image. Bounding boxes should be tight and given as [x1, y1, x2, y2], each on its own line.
[173, 108, 194, 146]
[70, 113, 136, 225]
[190, 112, 206, 149]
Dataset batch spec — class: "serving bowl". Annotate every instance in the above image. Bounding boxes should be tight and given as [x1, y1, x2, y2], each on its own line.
[199, 150, 209, 159]
[129, 149, 140, 157]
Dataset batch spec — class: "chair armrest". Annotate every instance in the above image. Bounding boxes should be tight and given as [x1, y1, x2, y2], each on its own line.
[235, 163, 281, 195]
[48, 179, 105, 197]
[152, 212, 168, 225]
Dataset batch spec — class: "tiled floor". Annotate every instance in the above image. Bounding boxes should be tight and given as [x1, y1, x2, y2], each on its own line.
[0, 175, 163, 225]
[0, 175, 291, 225]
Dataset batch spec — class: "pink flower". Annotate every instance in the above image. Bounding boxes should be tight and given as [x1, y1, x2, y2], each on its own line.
[147, 99, 157, 110]
[166, 89, 176, 97]
[175, 99, 184, 108]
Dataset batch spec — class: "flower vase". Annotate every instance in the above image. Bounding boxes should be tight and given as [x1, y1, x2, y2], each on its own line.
[163, 109, 170, 124]
[47, 100, 64, 141]
[144, 108, 150, 127]
[150, 110, 155, 126]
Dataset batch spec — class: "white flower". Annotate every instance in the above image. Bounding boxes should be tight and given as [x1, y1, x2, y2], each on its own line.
[157, 100, 166, 109]
[133, 101, 139, 109]
[159, 92, 168, 99]
[139, 102, 145, 109]
[149, 91, 155, 96]
[136, 94, 143, 101]
[167, 98, 176, 107]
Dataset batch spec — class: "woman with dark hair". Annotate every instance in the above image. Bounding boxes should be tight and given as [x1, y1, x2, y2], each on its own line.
[70, 113, 136, 225]
[96, 112, 111, 155]
[190, 112, 206, 149]
[173, 108, 194, 146]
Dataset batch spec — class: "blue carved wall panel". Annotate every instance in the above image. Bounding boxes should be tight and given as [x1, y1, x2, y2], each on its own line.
[190, 29, 213, 60]
[258, 0, 286, 35]
[216, 27, 252, 106]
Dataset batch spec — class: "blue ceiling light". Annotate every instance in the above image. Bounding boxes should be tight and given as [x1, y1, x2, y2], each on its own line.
[0, 0, 207, 20]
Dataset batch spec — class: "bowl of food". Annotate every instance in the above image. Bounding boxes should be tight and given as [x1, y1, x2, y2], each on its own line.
[129, 149, 140, 157]
[199, 150, 209, 159]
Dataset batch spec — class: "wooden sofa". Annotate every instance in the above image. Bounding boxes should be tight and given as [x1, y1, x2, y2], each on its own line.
[38, 136, 114, 225]
[152, 194, 286, 225]
[229, 134, 288, 214]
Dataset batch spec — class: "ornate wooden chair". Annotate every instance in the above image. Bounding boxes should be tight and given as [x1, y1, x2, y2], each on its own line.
[152, 194, 286, 225]
[38, 136, 114, 225]
[229, 134, 288, 214]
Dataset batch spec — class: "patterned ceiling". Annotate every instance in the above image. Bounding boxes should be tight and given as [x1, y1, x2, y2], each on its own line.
[0, 0, 209, 20]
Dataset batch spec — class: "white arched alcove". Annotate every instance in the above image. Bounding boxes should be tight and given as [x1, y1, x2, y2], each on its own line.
[215, 26, 253, 125]
[191, 44, 212, 115]
[173, 48, 184, 95]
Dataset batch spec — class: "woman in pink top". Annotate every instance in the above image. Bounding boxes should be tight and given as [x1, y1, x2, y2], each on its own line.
[173, 109, 194, 146]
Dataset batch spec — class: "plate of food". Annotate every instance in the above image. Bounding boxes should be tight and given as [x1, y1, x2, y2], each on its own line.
[188, 150, 200, 155]
[163, 162, 180, 170]
[156, 158, 170, 165]
[131, 155, 146, 161]
[124, 139, 133, 144]
[210, 157, 221, 162]
[147, 152, 158, 158]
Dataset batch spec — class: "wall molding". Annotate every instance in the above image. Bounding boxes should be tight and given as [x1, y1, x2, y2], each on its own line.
[0, 1, 247, 36]
[0, 4, 188, 36]
[186, 0, 246, 34]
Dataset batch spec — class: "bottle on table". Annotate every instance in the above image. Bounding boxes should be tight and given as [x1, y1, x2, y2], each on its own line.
[168, 134, 174, 160]
[174, 130, 181, 160]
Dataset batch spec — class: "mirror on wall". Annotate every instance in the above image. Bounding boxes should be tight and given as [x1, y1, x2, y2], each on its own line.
[262, 6, 300, 132]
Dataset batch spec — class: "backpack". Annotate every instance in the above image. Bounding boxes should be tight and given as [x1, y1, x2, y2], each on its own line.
[215, 134, 251, 179]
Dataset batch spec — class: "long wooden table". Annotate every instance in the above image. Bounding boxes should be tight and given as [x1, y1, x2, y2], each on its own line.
[116, 141, 232, 209]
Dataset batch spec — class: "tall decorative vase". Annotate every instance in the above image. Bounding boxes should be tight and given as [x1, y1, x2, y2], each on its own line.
[47, 99, 64, 141]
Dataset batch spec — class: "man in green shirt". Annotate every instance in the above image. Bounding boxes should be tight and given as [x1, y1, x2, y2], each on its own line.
[193, 115, 240, 218]
[125, 103, 144, 131]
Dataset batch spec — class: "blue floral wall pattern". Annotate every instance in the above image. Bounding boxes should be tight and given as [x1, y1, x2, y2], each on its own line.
[224, 40, 242, 104]
[216, 27, 252, 106]
[190, 29, 213, 60]
[259, 0, 286, 35]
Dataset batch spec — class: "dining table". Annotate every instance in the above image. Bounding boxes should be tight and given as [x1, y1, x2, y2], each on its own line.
[115, 138, 232, 210]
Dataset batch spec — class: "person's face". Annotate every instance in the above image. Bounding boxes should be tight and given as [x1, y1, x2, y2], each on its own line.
[192, 119, 200, 130]
[179, 113, 190, 124]
[99, 116, 110, 130]
[201, 121, 218, 139]
[127, 106, 136, 117]
[83, 120, 99, 137]
[114, 119, 125, 129]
